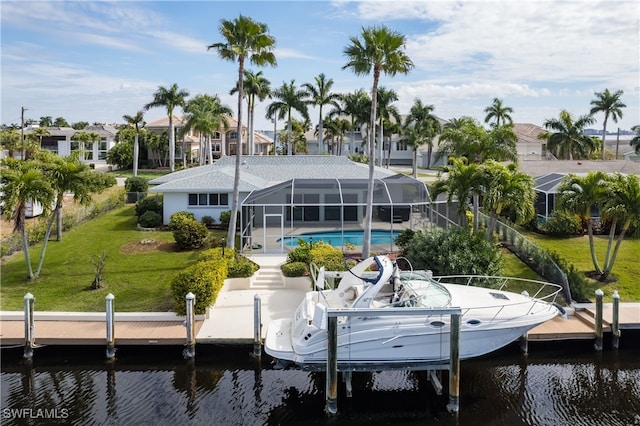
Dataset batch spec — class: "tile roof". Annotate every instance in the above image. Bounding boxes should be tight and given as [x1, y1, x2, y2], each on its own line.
[149, 155, 396, 193]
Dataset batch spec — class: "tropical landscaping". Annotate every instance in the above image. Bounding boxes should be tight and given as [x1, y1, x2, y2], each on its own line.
[1, 15, 639, 313]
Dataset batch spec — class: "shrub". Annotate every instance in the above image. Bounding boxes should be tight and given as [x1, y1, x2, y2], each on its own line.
[541, 210, 582, 236]
[281, 262, 308, 277]
[309, 242, 346, 271]
[287, 242, 311, 264]
[227, 254, 259, 278]
[394, 229, 416, 251]
[402, 227, 503, 277]
[171, 258, 227, 315]
[169, 211, 196, 230]
[135, 195, 163, 218]
[138, 211, 162, 228]
[173, 220, 209, 250]
[219, 210, 231, 229]
[201, 215, 215, 228]
[125, 176, 149, 193]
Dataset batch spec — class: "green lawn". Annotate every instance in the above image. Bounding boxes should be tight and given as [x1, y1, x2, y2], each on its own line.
[521, 232, 640, 302]
[108, 169, 169, 181]
[0, 205, 208, 312]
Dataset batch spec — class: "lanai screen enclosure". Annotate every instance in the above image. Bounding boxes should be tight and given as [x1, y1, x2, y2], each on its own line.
[240, 175, 437, 253]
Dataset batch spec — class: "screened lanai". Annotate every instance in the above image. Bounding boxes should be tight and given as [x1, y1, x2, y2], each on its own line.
[239, 175, 436, 253]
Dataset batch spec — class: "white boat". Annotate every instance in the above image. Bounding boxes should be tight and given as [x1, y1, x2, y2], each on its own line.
[265, 255, 564, 368]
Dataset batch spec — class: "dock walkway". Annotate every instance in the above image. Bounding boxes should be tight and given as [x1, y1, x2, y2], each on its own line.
[1, 254, 639, 349]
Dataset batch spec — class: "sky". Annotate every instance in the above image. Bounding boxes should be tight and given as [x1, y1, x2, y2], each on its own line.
[1, 0, 639, 133]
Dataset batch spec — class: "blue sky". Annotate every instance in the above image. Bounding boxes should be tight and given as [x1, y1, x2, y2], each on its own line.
[2, 0, 639, 132]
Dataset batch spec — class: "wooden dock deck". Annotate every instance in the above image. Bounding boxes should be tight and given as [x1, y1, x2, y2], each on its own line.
[1, 303, 638, 348]
[528, 303, 640, 341]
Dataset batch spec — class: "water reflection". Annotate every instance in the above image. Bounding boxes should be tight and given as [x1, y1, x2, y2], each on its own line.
[1, 342, 639, 426]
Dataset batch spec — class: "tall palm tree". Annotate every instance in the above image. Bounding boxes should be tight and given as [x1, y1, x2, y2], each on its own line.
[375, 87, 400, 166]
[32, 127, 50, 149]
[557, 171, 608, 275]
[484, 98, 514, 128]
[144, 83, 190, 172]
[122, 111, 144, 176]
[543, 110, 596, 160]
[589, 89, 625, 160]
[630, 124, 640, 155]
[0, 158, 54, 280]
[208, 15, 276, 250]
[338, 89, 370, 156]
[343, 25, 414, 257]
[302, 73, 340, 155]
[405, 99, 440, 169]
[230, 70, 271, 156]
[266, 80, 309, 155]
[600, 174, 640, 279]
[184, 94, 232, 165]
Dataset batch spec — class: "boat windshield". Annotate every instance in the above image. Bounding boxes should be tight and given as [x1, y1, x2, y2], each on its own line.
[398, 272, 452, 308]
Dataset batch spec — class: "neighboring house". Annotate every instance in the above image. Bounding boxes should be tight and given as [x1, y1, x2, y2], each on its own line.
[145, 115, 274, 166]
[529, 160, 640, 220]
[513, 123, 548, 161]
[149, 155, 433, 252]
[23, 124, 117, 165]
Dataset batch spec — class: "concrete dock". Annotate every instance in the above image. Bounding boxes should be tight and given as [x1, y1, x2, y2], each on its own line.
[1, 254, 639, 349]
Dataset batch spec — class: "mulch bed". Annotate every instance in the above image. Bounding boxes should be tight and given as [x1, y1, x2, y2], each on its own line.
[120, 239, 177, 254]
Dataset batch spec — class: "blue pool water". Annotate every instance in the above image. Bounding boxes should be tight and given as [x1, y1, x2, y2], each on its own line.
[280, 229, 400, 247]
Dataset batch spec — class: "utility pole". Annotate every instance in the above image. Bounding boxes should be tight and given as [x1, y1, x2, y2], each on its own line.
[21, 106, 27, 160]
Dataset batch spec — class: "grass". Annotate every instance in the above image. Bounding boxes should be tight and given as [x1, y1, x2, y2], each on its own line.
[521, 231, 640, 302]
[0, 205, 224, 312]
[107, 169, 169, 181]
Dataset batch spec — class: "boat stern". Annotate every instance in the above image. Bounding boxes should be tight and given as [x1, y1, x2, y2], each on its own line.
[264, 318, 295, 362]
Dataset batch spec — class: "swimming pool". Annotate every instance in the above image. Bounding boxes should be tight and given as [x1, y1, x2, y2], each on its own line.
[280, 230, 401, 247]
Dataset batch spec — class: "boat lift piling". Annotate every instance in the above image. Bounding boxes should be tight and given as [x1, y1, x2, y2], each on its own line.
[324, 307, 462, 416]
[612, 291, 620, 349]
[105, 293, 116, 361]
[23, 293, 35, 361]
[183, 293, 196, 360]
[594, 289, 604, 351]
[253, 294, 262, 359]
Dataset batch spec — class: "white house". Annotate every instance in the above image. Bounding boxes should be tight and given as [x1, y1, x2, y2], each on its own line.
[23, 124, 117, 165]
[148, 155, 434, 252]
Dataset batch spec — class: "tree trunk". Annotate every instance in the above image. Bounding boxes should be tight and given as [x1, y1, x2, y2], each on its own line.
[169, 117, 175, 172]
[227, 58, 244, 250]
[362, 70, 379, 258]
[586, 219, 603, 274]
[20, 226, 35, 280]
[133, 133, 139, 176]
[601, 116, 608, 160]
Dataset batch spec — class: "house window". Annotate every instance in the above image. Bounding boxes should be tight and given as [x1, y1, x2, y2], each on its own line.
[213, 132, 221, 139]
[396, 141, 407, 151]
[229, 131, 238, 140]
[71, 141, 94, 161]
[188, 193, 229, 206]
[286, 193, 320, 222]
[324, 194, 341, 221]
[98, 139, 108, 160]
[213, 143, 221, 152]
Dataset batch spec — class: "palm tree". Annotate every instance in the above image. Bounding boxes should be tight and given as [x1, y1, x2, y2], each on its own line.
[208, 14, 276, 250]
[338, 89, 370, 155]
[266, 80, 309, 155]
[303, 73, 340, 155]
[437, 117, 516, 164]
[405, 99, 440, 169]
[144, 83, 190, 172]
[184, 94, 232, 165]
[589, 89, 625, 160]
[557, 171, 608, 275]
[375, 87, 400, 166]
[32, 127, 50, 149]
[71, 131, 99, 162]
[39, 116, 53, 127]
[0, 158, 55, 280]
[484, 98, 514, 128]
[0, 128, 20, 158]
[542, 110, 596, 160]
[431, 156, 484, 229]
[230, 70, 271, 156]
[122, 111, 144, 176]
[630, 124, 640, 155]
[600, 174, 640, 279]
[481, 161, 535, 240]
[343, 25, 414, 257]
[53, 117, 69, 127]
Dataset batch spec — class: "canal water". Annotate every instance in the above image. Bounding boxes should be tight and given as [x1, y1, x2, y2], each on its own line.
[2, 338, 639, 426]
